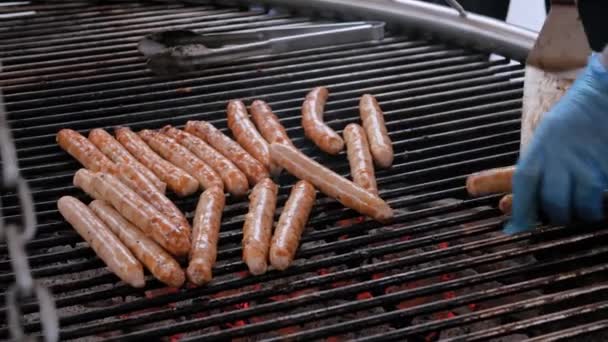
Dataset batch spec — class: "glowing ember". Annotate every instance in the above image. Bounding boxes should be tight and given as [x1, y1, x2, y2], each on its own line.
[357, 291, 373, 300]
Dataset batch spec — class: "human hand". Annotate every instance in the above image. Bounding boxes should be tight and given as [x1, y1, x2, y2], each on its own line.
[505, 54, 608, 234]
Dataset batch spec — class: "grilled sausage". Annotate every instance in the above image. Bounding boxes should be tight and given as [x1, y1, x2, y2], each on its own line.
[359, 94, 393, 169]
[301, 87, 344, 155]
[57, 129, 115, 173]
[185, 120, 269, 186]
[161, 126, 249, 197]
[187, 186, 225, 285]
[269, 180, 316, 271]
[499, 194, 513, 215]
[60, 130, 190, 229]
[90, 200, 186, 288]
[227, 100, 280, 175]
[116, 163, 190, 230]
[89, 128, 166, 193]
[57, 196, 145, 288]
[243, 178, 278, 275]
[270, 143, 393, 223]
[466, 166, 515, 197]
[91, 172, 191, 256]
[138, 129, 223, 191]
[343, 123, 378, 195]
[115, 126, 198, 197]
[73, 168, 102, 199]
[250, 100, 294, 147]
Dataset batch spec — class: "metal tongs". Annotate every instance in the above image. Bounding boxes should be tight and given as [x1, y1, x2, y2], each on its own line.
[139, 22, 385, 75]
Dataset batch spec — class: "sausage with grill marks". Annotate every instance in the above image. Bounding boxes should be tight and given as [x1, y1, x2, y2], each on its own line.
[227, 100, 280, 175]
[250, 100, 294, 147]
[57, 128, 116, 173]
[185, 120, 269, 186]
[188, 186, 225, 285]
[301, 87, 344, 155]
[161, 126, 249, 197]
[243, 178, 278, 275]
[269, 180, 316, 271]
[91, 172, 191, 256]
[359, 94, 393, 168]
[115, 127, 199, 197]
[139, 129, 223, 191]
[344, 123, 378, 195]
[270, 143, 393, 223]
[57, 196, 145, 288]
[90, 200, 186, 288]
[59, 130, 190, 230]
[89, 128, 166, 193]
[466, 166, 515, 197]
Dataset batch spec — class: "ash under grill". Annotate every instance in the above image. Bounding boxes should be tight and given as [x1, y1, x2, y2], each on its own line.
[1, 1, 608, 341]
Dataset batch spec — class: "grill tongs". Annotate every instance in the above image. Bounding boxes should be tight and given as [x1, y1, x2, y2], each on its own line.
[138, 21, 385, 75]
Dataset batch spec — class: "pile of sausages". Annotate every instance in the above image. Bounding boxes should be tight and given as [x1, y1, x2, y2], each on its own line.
[55, 86, 394, 288]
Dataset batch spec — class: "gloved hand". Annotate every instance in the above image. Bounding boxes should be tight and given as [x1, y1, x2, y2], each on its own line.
[505, 53, 608, 234]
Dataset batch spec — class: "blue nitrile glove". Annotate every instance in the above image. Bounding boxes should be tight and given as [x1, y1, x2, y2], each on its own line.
[505, 53, 608, 234]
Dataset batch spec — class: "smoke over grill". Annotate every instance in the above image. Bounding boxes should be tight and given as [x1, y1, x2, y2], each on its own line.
[1, 1, 608, 341]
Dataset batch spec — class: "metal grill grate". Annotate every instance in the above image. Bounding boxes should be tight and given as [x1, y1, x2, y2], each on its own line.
[1, 1, 608, 341]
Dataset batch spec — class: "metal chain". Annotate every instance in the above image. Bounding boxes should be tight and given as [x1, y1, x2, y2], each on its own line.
[0, 61, 59, 342]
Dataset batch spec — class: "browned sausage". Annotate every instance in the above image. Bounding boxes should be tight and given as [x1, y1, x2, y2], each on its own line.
[161, 126, 249, 197]
[243, 178, 278, 275]
[249, 100, 294, 147]
[466, 166, 515, 197]
[57, 196, 145, 288]
[227, 100, 280, 175]
[90, 200, 186, 288]
[499, 194, 513, 215]
[359, 94, 393, 168]
[187, 186, 225, 285]
[185, 120, 269, 186]
[60, 130, 190, 229]
[301, 87, 344, 155]
[269, 180, 316, 271]
[89, 128, 166, 193]
[270, 143, 393, 223]
[57, 129, 115, 173]
[115, 127, 198, 197]
[343, 123, 378, 195]
[116, 163, 190, 231]
[91, 172, 191, 256]
[138, 129, 223, 191]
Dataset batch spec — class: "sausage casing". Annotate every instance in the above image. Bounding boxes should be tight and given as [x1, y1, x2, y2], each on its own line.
[116, 163, 190, 231]
[139, 129, 223, 191]
[91, 172, 191, 256]
[243, 178, 278, 275]
[185, 120, 269, 186]
[343, 123, 378, 195]
[57, 129, 115, 172]
[269, 180, 316, 271]
[57, 196, 145, 288]
[250, 100, 294, 147]
[89, 128, 166, 193]
[188, 186, 225, 285]
[90, 200, 186, 288]
[61, 130, 190, 230]
[466, 166, 515, 197]
[301, 87, 344, 155]
[227, 100, 280, 175]
[499, 194, 513, 214]
[161, 126, 249, 197]
[270, 143, 393, 223]
[359, 94, 393, 168]
[115, 127, 199, 197]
